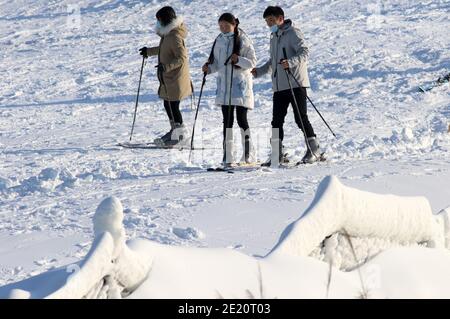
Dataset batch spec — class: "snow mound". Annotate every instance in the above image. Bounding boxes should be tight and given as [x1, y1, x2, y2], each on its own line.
[436, 206, 450, 249]
[269, 176, 448, 270]
[93, 196, 125, 258]
[7, 289, 31, 299]
[171, 227, 205, 240]
[0, 196, 151, 299]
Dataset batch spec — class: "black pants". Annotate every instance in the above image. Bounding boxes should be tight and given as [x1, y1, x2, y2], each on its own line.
[272, 88, 315, 141]
[221, 105, 249, 141]
[164, 100, 183, 125]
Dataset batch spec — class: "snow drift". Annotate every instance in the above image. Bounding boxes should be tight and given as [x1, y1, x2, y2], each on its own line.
[269, 175, 449, 270]
[1, 176, 449, 298]
[0, 198, 151, 299]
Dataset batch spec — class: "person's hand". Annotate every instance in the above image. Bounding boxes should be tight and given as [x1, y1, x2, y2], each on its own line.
[280, 59, 289, 70]
[251, 68, 257, 77]
[139, 47, 148, 58]
[156, 63, 165, 73]
[202, 63, 209, 73]
[231, 53, 239, 64]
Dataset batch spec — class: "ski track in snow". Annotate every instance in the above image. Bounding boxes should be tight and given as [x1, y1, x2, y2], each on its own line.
[0, 0, 449, 285]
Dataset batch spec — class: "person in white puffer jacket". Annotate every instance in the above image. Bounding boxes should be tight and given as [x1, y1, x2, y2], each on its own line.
[202, 13, 257, 165]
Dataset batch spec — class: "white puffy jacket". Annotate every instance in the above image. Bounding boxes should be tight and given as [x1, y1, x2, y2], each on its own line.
[207, 29, 257, 109]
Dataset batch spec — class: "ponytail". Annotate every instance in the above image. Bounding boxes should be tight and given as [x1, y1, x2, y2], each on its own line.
[233, 18, 241, 54]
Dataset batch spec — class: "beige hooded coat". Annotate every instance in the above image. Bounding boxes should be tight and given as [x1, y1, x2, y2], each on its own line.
[147, 16, 193, 101]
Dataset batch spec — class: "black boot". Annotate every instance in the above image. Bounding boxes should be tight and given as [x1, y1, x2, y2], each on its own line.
[239, 131, 254, 164]
[301, 137, 323, 164]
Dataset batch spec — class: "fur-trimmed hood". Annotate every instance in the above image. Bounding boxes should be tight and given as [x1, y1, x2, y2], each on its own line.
[155, 16, 187, 38]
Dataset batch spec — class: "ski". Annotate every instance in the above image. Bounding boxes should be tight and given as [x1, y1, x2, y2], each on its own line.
[260, 153, 290, 167]
[262, 153, 326, 168]
[284, 153, 327, 168]
[206, 166, 235, 173]
[207, 162, 263, 173]
[418, 73, 450, 92]
[117, 142, 208, 150]
[294, 153, 327, 166]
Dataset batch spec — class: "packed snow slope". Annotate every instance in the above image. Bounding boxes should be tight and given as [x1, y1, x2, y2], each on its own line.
[1, 178, 449, 299]
[0, 0, 449, 286]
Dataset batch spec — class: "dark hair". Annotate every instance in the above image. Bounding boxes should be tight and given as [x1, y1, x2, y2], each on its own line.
[218, 13, 239, 26]
[218, 13, 240, 37]
[263, 6, 284, 19]
[156, 6, 176, 26]
[217, 13, 242, 59]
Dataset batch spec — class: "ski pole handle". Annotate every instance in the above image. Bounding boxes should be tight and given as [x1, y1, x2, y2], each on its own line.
[281, 48, 290, 70]
[282, 48, 288, 60]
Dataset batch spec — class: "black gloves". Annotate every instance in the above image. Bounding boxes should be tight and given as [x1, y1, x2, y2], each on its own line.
[138, 47, 164, 73]
[139, 47, 148, 58]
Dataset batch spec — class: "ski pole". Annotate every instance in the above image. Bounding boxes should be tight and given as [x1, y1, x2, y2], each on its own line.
[285, 65, 336, 138]
[281, 48, 316, 160]
[129, 56, 146, 142]
[224, 61, 235, 164]
[189, 72, 207, 162]
[223, 31, 240, 164]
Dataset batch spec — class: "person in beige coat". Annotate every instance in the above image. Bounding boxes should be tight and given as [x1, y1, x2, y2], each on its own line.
[140, 6, 193, 146]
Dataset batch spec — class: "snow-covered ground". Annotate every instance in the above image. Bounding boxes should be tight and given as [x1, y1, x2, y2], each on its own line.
[0, 0, 449, 295]
[2, 177, 449, 299]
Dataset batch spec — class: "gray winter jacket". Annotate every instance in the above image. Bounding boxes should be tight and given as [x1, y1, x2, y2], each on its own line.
[254, 20, 310, 91]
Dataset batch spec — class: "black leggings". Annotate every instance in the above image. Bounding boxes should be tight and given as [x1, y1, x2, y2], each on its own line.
[164, 100, 183, 125]
[221, 105, 250, 140]
[272, 88, 315, 141]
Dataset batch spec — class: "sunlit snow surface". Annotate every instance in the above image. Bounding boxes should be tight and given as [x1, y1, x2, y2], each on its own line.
[0, 0, 449, 291]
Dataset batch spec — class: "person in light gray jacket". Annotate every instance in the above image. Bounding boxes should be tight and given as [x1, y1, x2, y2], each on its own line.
[203, 13, 257, 165]
[252, 6, 323, 165]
